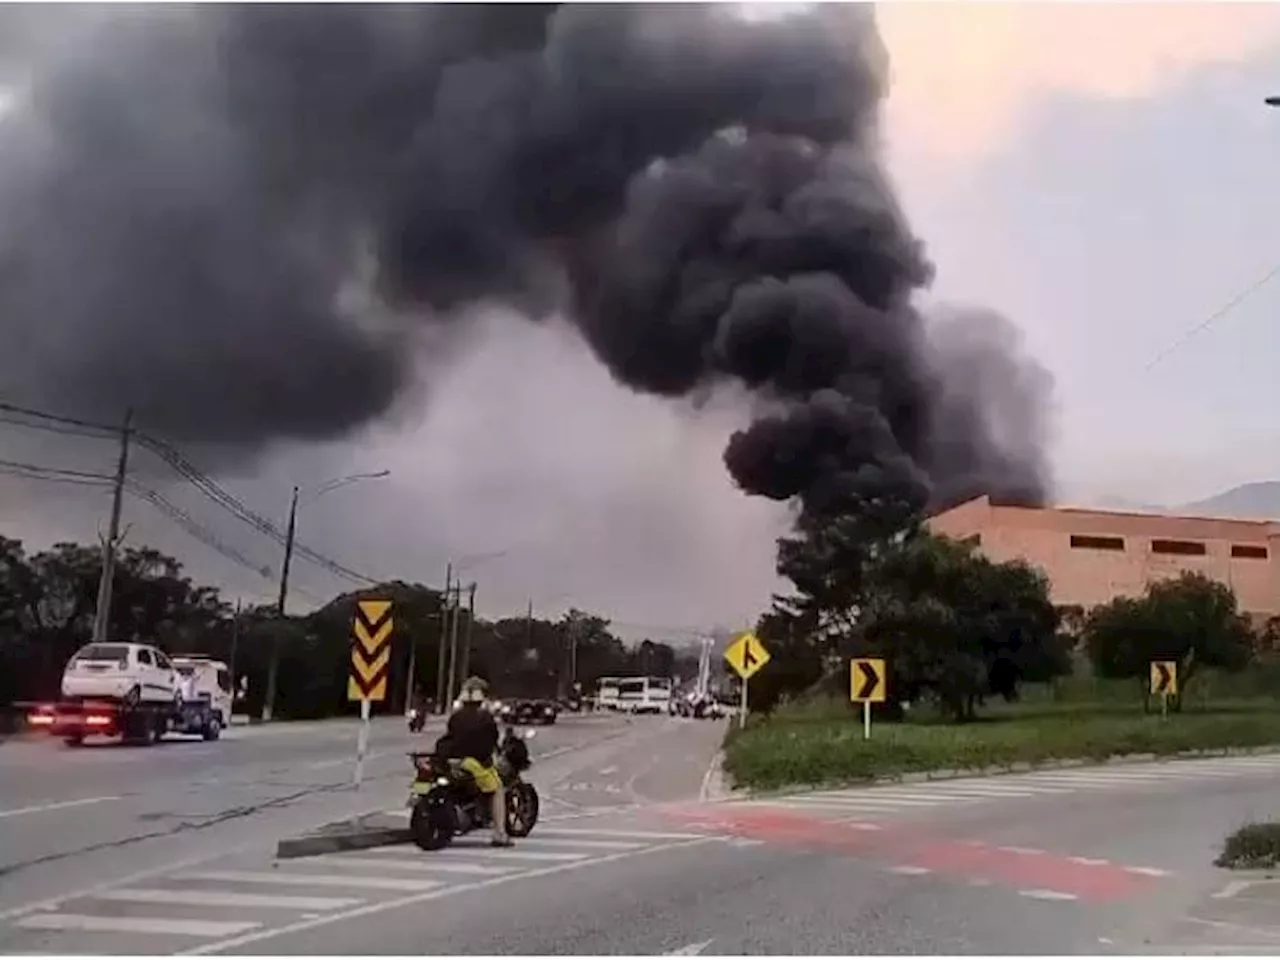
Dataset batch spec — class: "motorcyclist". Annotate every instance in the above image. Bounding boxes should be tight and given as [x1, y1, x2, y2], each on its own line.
[444, 676, 512, 847]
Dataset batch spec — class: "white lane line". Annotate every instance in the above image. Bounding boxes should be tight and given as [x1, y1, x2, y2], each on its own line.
[810, 791, 952, 805]
[175, 871, 442, 893]
[92, 888, 363, 911]
[761, 796, 941, 809]
[1212, 879, 1262, 900]
[504, 836, 646, 850]
[182, 834, 725, 956]
[15, 914, 261, 937]
[997, 846, 1045, 855]
[1123, 866, 1171, 877]
[1018, 889, 1078, 901]
[534, 827, 710, 841]
[307, 855, 512, 876]
[0, 796, 121, 819]
[924, 784, 1072, 797]
[599, 766, 618, 775]
[668, 939, 714, 955]
[887, 865, 932, 876]
[436, 847, 588, 862]
[1067, 856, 1109, 866]
[839, 820, 884, 831]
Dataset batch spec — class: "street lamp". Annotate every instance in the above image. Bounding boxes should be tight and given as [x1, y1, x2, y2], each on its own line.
[261, 469, 390, 721]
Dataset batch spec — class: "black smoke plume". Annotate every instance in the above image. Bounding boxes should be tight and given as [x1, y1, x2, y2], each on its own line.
[0, 4, 1052, 516]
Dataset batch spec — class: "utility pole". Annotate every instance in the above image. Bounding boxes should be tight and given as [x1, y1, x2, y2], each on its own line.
[434, 562, 452, 713]
[228, 599, 242, 715]
[444, 581, 463, 707]
[91, 409, 133, 646]
[459, 582, 476, 682]
[261, 485, 299, 722]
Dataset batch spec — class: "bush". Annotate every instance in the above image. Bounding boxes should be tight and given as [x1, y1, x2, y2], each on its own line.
[1216, 822, 1280, 869]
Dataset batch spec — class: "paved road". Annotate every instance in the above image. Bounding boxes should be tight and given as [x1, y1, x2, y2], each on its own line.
[0, 708, 715, 949]
[9, 740, 1280, 955]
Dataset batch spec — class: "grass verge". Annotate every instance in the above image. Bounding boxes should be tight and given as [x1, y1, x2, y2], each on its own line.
[724, 696, 1280, 792]
[1217, 822, 1280, 869]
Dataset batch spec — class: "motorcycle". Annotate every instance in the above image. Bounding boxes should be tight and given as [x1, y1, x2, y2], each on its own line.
[407, 707, 425, 733]
[407, 726, 540, 851]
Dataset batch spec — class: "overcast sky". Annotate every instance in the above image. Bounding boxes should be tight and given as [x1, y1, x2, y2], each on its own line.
[4, 3, 1280, 637]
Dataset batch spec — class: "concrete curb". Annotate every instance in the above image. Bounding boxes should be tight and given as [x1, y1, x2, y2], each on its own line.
[276, 812, 413, 860]
[725, 743, 1280, 801]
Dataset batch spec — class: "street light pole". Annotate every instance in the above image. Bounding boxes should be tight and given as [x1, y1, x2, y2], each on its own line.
[261, 470, 389, 722]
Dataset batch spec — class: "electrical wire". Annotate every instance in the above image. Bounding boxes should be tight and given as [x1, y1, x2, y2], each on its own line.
[1145, 261, 1280, 371]
[0, 398, 380, 585]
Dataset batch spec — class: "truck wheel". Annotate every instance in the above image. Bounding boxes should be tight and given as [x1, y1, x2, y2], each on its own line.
[203, 714, 222, 741]
[123, 685, 142, 707]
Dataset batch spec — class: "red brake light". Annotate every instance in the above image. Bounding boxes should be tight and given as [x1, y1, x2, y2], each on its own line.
[28, 713, 54, 726]
[85, 714, 111, 727]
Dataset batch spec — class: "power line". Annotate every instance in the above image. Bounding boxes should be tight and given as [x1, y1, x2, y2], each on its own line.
[0, 453, 327, 604]
[1145, 262, 1280, 371]
[0, 398, 380, 586]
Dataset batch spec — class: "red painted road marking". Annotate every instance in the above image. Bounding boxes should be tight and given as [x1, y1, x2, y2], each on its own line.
[660, 804, 1164, 902]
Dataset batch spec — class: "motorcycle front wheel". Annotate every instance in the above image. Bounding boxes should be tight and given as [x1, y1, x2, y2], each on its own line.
[506, 782, 539, 838]
[410, 797, 454, 851]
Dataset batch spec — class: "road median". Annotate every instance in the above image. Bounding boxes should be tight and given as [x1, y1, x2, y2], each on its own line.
[724, 698, 1280, 793]
[276, 810, 411, 859]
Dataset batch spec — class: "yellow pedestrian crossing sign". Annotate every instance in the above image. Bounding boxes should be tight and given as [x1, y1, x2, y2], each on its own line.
[724, 632, 770, 681]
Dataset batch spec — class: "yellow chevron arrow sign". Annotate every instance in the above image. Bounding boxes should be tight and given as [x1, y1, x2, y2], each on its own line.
[353, 619, 393, 656]
[349, 598, 393, 703]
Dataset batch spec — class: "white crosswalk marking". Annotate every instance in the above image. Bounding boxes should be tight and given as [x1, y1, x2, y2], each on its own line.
[174, 870, 441, 892]
[722, 754, 1280, 820]
[14, 914, 261, 937]
[306, 854, 514, 875]
[91, 888, 363, 911]
[0, 823, 710, 952]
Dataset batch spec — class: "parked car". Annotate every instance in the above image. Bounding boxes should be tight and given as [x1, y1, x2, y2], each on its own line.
[61, 642, 182, 706]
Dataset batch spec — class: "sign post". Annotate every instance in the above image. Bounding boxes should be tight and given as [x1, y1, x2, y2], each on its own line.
[1150, 660, 1177, 720]
[349, 598, 393, 787]
[723, 632, 770, 728]
[850, 657, 887, 740]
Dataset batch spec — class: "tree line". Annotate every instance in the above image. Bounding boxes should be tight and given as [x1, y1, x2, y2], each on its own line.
[747, 489, 1263, 720]
[0, 535, 696, 720]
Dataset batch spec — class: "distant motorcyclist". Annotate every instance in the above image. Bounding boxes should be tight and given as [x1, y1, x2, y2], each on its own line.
[442, 676, 512, 847]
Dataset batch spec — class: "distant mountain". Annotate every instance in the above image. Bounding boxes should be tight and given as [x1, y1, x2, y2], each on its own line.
[1177, 482, 1280, 521]
[1086, 495, 1165, 513]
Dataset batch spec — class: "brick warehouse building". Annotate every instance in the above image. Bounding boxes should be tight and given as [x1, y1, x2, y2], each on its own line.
[927, 495, 1280, 623]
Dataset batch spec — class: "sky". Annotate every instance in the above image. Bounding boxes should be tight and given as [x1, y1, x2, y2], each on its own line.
[5, 2, 1280, 637]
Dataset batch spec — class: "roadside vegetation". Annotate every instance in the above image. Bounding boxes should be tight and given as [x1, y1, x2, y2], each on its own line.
[727, 484, 1280, 792]
[1217, 821, 1280, 870]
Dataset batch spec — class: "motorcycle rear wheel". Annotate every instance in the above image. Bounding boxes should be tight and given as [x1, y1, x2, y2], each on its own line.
[410, 799, 454, 851]
[506, 782, 539, 838]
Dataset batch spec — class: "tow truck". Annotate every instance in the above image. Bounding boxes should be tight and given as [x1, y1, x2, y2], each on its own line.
[28, 695, 224, 746]
[27, 652, 232, 747]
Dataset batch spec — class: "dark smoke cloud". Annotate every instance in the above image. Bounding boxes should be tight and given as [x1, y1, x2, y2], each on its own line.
[0, 3, 1052, 517]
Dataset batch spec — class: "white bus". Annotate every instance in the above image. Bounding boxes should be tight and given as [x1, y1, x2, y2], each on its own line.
[596, 678, 622, 711]
[617, 676, 673, 715]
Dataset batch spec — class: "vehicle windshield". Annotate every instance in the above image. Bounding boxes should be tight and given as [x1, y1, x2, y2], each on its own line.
[74, 644, 130, 664]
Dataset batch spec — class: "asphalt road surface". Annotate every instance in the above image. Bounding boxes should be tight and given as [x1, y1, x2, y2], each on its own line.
[0, 710, 718, 946]
[6, 716, 1279, 955]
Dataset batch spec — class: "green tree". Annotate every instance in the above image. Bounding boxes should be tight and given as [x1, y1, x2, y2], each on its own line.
[1083, 572, 1254, 705]
[841, 532, 1067, 721]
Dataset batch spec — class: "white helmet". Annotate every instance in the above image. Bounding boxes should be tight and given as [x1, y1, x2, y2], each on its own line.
[459, 676, 488, 704]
